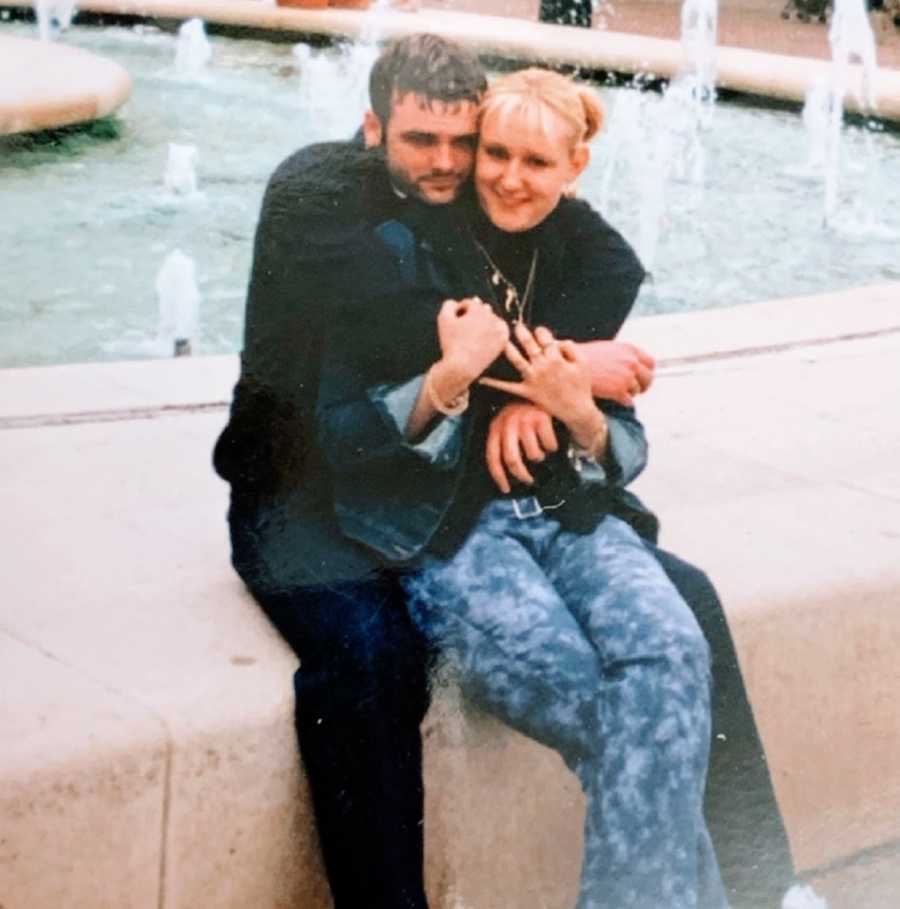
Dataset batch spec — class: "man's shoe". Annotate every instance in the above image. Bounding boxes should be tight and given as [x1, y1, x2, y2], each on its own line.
[782, 883, 829, 909]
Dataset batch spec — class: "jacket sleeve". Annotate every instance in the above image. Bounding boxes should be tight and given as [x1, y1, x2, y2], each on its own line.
[573, 402, 648, 489]
[549, 201, 649, 489]
[213, 178, 309, 495]
[314, 305, 465, 475]
[212, 146, 373, 498]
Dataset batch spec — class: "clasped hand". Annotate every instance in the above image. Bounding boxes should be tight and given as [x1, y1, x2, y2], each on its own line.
[436, 297, 510, 388]
[480, 324, 598, 436]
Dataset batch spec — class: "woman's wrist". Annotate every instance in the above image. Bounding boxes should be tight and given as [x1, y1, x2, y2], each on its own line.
[567, 407, 608, 459]
[426, 360, 472, 416]
[430, 358, 475, 404]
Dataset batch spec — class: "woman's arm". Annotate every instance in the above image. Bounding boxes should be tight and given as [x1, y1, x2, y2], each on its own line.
[315, 294, 509, 473]
[404, 297, 510, 438]
[479, 324, 648, 490]
[480, 324, 605, 451]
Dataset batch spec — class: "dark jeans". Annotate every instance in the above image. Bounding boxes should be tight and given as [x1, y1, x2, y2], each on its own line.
[650, 546, 795, 908]
[255, 575, 431, 909]
[253, 547, 792, 909]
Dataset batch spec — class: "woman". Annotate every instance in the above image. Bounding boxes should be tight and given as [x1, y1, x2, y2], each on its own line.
[316, 69, 726, 908]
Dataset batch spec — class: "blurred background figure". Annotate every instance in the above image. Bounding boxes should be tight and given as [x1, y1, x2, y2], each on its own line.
[539, 0, 593, 27]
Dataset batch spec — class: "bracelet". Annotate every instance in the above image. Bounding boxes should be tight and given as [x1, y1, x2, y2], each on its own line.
[425, 367, 470, 417]
[567, 418, 608, 471]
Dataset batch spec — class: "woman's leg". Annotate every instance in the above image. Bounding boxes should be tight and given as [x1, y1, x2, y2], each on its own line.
[544, 515, 727, 909]
[405, 502, 725, 907]
[402, 506, 602, 774]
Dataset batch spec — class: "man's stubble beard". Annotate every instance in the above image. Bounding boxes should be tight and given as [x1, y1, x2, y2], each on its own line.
[386, 160, 466, 207]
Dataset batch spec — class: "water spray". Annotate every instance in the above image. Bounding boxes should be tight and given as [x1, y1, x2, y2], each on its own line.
[156, 249, 200, 357]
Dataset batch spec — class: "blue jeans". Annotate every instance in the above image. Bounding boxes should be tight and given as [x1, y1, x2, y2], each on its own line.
[403, 501, 728, 909]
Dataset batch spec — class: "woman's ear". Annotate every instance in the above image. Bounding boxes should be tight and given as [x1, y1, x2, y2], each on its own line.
[569, 143, 590, 180]
[362, 110, 384, 148]
[563, 145, 590, 198]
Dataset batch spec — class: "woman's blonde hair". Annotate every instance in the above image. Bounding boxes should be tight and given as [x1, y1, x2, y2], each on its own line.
[479, 68, 604, 148]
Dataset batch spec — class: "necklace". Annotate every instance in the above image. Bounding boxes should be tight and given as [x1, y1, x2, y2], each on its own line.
[474, 240, 539, 325]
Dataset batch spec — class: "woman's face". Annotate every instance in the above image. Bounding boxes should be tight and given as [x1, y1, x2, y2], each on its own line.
[475, 104, 588, 233]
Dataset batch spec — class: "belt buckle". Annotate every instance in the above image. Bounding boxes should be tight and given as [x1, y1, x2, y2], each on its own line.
[512, 495, 543, 519]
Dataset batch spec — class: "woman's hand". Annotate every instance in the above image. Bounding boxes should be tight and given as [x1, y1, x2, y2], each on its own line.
[480, 324, 606, 451]
[432, 297, 511, 398]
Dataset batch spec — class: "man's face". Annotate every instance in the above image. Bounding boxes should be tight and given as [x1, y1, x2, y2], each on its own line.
[365, 93, 479, 205]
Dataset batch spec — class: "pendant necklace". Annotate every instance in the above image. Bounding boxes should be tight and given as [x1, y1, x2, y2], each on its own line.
[474, 240, 538, 325]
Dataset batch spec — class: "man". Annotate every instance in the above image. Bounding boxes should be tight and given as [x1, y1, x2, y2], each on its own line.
[214, 33, 791, 908]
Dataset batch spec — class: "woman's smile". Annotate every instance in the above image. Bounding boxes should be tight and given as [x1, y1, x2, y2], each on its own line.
[475, 105, 587, 233]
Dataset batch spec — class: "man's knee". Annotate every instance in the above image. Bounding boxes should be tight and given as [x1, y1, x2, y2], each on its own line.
[651, 547, 719, 612]
[647, 547, 735, 656]
[252, 577, 429, 697]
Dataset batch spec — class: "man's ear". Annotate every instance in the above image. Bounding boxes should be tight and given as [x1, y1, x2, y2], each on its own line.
[362, 110, 384, 148]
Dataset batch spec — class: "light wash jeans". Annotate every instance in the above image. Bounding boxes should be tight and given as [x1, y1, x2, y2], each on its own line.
[402, 501, 728, 909]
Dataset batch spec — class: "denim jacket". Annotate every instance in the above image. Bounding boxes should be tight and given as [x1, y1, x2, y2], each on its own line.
[315, 199, 656, 565]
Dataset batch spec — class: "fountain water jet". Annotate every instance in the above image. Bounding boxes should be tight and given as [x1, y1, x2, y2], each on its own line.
[819, 0, 880, 225]
[680, 0, 718, 121]
[599, 0, 719, 272]
[175, 18, 212, 78]
[164, 143, 199, 196]
[802, 77, 833, 172]
[35, 0, 77, 41]
[3, 20, 899, 367]
[156, 249, 200, 357]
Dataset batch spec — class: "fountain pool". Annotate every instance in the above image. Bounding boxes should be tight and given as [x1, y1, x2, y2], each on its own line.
[2, 19, 899, 369]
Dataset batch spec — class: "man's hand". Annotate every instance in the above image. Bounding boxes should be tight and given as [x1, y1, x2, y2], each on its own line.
[485, 402, 559, 493]
[580, 340, 655, 406]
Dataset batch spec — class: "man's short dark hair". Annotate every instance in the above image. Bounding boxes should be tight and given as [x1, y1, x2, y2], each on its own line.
[369, 34, 487, 127]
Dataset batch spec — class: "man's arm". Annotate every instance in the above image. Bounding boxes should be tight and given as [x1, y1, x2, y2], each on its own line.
[213, 143, 377, 498]
[213, 171, 313, 495]
[485, 399, 647, 495]
[549, 198, 655, 403]
[552, 198, 646, 340]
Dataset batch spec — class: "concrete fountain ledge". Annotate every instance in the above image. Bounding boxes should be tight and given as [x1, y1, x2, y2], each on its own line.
[2, 284, 900, 907]
[0, 33, 131, 135]
[8, 0, 900, 121]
